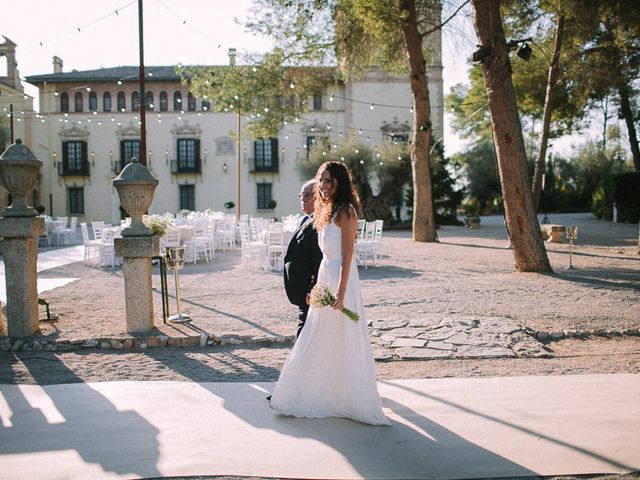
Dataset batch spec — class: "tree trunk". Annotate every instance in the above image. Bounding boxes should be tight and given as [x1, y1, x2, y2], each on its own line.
[618, 83, 640, 174]
[399, 0, 437, 242]
[532, 12, 564, 211]
[471, 0, 552, 272]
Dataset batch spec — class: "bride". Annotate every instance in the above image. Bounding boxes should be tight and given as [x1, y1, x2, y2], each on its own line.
[270, 161, 389, 426]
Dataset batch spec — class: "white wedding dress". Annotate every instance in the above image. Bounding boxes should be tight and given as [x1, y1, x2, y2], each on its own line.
[270, 218, 389, 425]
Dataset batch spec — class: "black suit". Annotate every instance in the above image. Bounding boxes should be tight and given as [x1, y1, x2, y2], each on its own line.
[283, 215, 323, 337]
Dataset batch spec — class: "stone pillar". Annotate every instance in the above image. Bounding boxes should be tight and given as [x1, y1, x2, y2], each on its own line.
[0, 139, 44, 338]
[115, 236, 159, 332]
[112, 158, 160, 333]
[0, 217, 44, 336]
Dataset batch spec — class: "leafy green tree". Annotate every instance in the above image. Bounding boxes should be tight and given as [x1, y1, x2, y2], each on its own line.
[185, 0, 448, 242]
[450, 139, 499, 213]
[296, 136, 411, 223]
[566, 0, 640, 174]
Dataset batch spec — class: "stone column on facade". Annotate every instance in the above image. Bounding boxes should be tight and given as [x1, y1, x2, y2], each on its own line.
[0, 139, 44, 337]
[112, 158, 160, 333]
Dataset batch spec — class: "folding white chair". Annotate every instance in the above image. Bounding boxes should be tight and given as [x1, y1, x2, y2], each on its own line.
[80, 222, 101, 264]
[266, 228, 286, 271]
[91, 221, 105, 241]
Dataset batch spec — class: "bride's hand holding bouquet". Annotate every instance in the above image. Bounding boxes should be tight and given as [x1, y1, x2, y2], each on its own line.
[309, 282, 359, 321]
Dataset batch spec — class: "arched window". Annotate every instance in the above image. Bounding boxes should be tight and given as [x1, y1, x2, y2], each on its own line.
[131, 91, 140, 112]
[173, 91, 182, 111]
[89, 91, 98, 111]
[145, 91, 154, 111]
[159, 91, 168, 112]
[103, 92, 112, 112]
[201, 99, 211, 111]
[117, 91, 126, 112]
[60, 92, 69, 112]
[187, 92, 196, 111]
[74, 92, 83, 112]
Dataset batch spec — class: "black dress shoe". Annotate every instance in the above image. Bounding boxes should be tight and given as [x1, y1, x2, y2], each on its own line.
[266, 395, 272, 402]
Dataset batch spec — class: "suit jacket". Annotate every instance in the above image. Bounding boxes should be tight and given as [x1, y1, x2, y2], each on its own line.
[283, 216, 323, 308]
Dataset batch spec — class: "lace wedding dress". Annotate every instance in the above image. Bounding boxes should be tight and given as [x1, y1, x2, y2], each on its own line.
[270, 218, 389, 425]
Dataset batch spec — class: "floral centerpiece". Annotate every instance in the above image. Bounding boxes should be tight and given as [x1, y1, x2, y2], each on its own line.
[143, 215, 174, 237]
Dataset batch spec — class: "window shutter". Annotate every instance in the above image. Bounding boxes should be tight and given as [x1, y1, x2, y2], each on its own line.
[271, 137, 278, 162]
[62, 142, 69, 167]
[82, 142, 88, 166]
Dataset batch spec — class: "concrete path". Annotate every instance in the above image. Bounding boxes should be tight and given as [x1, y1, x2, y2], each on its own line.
[1, 374, 638, 480]
[0, 245, 83, 303]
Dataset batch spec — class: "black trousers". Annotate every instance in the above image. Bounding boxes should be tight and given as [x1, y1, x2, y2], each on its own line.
[296, 304, 310, 338]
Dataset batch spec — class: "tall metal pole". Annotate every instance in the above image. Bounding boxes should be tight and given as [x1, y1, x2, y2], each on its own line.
[236, 107, 241, 220]
[9, 104, 14, 143]
[138, 0, 147, 166]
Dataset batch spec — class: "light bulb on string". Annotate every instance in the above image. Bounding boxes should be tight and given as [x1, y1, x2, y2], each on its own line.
[409, 105, 414, 113]
[369, 103, 375, 110]
[117, 80, 122, 85]
[289, 81, 295, 89]
[329, 94, 335, 102]
[358, 128, 362, 135]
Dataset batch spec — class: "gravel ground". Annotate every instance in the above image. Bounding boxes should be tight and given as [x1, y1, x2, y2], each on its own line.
[1, 212, 638, 385]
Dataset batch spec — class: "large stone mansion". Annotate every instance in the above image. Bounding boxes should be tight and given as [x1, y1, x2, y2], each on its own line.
[1, 36, 443, 224]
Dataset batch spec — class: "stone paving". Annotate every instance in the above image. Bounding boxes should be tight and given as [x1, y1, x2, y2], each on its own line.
[370, 316, 550, 361]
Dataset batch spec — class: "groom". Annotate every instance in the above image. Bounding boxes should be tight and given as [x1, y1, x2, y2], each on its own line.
[284, 180, 323, 338]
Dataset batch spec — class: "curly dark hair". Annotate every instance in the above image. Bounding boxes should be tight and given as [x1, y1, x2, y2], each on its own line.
[313, 161, 362, 230]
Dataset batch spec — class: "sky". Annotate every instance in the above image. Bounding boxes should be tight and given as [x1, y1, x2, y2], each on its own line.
[1, 0, 590, 156]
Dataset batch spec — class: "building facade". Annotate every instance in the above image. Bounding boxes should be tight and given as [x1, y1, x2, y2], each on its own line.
[15, 49, 442, 224]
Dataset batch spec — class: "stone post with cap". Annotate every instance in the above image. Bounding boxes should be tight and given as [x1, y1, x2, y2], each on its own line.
[112, 157, 160, 332]
[0, 139, 45, 337]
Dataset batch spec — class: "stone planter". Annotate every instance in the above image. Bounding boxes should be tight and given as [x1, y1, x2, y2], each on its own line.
[0, 139, 42, 217]
[112, 158, 159, 237]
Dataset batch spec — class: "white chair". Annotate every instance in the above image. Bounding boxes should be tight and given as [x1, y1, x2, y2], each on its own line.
[356, 220, 377, 269]
[80, 222, 101, 264]
[161, 229, 181, 253]
[91, 221, 105, 241]
[52, 217, 68, 245]
[239, 224, 267, 267]
[100, 228, 118, 268]
[184, 224, 212, 264]
[266, 228, 286, 271]
[372, 219, 384, 262]
[64, 216, 78, 244]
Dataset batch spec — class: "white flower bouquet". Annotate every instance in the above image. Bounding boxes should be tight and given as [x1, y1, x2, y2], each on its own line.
[309, 282, 359, 321]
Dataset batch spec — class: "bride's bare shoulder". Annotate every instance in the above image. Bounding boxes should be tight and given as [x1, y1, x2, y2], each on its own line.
[335, 204, 357, 226]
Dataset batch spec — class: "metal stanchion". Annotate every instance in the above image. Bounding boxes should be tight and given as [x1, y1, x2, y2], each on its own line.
[565, 226, 578, 270]
[153, 255, 169, 324]
[165, 246, 192, 323]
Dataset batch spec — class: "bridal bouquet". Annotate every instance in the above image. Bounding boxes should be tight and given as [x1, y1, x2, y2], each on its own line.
[309, 283, 359, 321]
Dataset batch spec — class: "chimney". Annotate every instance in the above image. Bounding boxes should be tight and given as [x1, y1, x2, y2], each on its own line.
[228, 48, 236, 66]
[53, 56, 63, 73]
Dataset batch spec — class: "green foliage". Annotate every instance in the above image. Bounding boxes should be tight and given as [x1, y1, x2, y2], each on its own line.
[450, 139, 500, 213]
[297, 136, 410, 223]
[180, 52, 333, 138]
[593, 172, 640, 222]
[543, 138, 632, 212]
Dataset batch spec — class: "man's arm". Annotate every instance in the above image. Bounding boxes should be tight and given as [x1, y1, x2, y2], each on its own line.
[309, 231, 323, 286]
